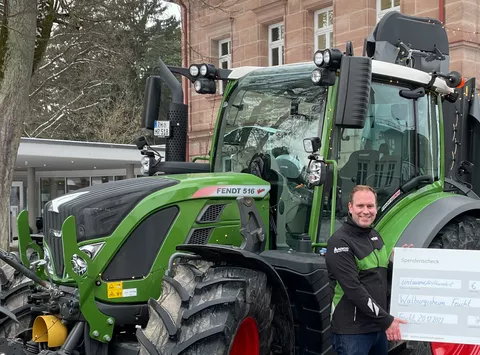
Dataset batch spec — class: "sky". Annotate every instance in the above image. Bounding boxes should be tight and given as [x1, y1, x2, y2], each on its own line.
[164, 1, 182, 20]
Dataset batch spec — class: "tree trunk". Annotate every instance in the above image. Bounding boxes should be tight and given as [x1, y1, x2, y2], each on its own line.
[0, 0, 37, 251]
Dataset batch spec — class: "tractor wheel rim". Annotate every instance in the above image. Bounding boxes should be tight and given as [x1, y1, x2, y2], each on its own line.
[229, 317, 259, 355]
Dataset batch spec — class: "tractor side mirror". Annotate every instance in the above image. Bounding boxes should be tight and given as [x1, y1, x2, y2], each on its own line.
[334, 56, 372, 129]
[142, 76, 162, 130]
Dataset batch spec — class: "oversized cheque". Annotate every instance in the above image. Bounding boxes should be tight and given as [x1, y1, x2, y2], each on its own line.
[390, 247, 480, 345]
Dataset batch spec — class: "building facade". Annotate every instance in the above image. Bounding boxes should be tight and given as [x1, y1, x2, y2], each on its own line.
[181, 0, 480, 160]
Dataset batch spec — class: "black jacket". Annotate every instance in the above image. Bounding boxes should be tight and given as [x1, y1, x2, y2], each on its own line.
[325, 215, 394, 334]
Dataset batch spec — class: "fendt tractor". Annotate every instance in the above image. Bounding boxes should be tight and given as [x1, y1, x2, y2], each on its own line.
[1, 10, 480, 355]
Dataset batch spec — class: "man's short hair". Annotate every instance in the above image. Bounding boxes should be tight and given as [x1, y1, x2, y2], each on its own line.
[349, 185, 377, 204]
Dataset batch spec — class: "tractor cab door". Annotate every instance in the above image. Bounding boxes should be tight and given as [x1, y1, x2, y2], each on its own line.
[317, 80, 441, 242]
[212, 64, 328, 250]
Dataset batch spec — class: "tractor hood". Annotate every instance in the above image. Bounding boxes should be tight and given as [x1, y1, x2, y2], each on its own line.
[43, 177, 180, 244]
[42, 173, 270, 279]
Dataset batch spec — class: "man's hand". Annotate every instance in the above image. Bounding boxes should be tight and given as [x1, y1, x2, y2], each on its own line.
[386, 317, 408, 341]
[390, 244, 414, 261]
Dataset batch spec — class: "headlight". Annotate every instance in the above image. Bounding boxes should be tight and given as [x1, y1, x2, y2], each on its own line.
[311, 69, 323, 84]
[71, 254, 88, 277]
[140, 155, 150, 175]
[43, 246, 54, 276]
[324, 50, 331, 64]
[193, 79, 216, 94]
[200, 64, 208, 76]
[71, 242, 104, 277]
[189, 65, 199, 77]
[306, 160, 327, 187]
[194, 80, 202, 92]
[79, 242, 104, 259]
[313, 51, 324, 66]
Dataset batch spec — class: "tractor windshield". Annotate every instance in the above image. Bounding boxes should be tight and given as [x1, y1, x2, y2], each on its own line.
[213, 63, 327, 249]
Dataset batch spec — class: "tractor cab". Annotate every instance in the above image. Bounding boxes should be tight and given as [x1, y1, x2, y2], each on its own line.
[212, 63, 327, 249]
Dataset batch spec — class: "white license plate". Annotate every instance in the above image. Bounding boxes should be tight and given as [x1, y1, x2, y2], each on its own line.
[154, 120, 170, 137]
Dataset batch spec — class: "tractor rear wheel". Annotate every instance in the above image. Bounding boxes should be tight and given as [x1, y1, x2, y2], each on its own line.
[404, 215, 480, 355]
[0, 265, 34, 340]
[137, 259, 274, 355]
[0, 251, 38, 340]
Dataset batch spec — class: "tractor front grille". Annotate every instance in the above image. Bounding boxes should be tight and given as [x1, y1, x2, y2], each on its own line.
[44, 214, 66, 278]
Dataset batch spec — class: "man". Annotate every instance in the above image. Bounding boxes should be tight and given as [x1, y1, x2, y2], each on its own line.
[326, 185, 406, 354]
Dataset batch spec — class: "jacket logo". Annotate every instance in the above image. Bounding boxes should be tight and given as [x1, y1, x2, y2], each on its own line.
[371, 236, 378, 241]
[334, 247, 349, 253]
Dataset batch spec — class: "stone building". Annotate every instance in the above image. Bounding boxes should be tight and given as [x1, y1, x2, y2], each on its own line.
[176, 0, 480, 160]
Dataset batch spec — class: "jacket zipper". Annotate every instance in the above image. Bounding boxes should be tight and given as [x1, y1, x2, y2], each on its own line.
[354, 306, 357, 321]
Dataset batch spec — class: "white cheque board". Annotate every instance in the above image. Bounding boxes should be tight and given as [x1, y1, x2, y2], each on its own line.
[390, 247, 480, 345]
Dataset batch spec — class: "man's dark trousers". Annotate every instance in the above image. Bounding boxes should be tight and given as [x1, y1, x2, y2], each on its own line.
[330, 331, 388, 355]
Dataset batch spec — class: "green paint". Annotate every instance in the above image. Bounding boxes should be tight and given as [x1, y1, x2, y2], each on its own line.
[375, 183, 450, 253]
[61, 216, 113, 343]
[17, 211, 44, 278]
[326, 159, 338, 237]
[308, 81, 338, 242]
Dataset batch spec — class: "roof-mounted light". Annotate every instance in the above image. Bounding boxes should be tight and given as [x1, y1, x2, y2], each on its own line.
[193, 78, 216, 94]
[311, 68, 336, 86]
[200, 63, 217, 79]
[314, 51, 324, 67]
[313, 48, 343, 71]
[189, 65, 200, 77]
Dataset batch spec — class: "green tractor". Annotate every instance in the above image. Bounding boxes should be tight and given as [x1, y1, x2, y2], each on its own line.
[1, 11, 480, 355]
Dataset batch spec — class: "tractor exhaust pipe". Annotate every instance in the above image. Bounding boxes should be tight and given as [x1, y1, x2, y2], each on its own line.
[142, 57, 188, 162]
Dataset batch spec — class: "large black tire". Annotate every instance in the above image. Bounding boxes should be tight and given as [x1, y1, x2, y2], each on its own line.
[137, 259, 274, 355]
[0, 251, 37, 340]
[403, 215, 480, 355]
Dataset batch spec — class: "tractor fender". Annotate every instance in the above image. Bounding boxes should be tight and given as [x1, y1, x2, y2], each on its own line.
[397, 194, 480, 248]
[175, 244, 295, 354]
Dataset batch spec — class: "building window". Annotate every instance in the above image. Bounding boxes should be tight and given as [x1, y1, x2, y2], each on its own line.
[218, 38, 231, 94]
[268, 23, 284, 66]
[314, 8, 334, 51]
[67, 177, 90, 193]
[219, 39, 231, 69]
[92, 176, 113, 185]
[377, 0, 400, 21]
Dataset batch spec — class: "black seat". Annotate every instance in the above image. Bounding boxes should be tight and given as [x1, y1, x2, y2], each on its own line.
[248, 153, 284, 247]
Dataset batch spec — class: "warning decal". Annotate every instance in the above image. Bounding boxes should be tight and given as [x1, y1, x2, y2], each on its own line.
[107, 282, 123, 299]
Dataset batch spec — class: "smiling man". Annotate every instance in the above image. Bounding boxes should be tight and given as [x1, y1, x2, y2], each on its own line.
[325, 185, 406, 355]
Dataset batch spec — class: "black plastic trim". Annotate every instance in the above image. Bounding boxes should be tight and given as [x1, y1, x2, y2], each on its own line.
[151, 161, 210, 175]
[102, 206, 179, 281]
[96, 301, 149, 326]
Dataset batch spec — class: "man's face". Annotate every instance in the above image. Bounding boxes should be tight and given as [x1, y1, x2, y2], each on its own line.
[348, 190, 377, 228]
